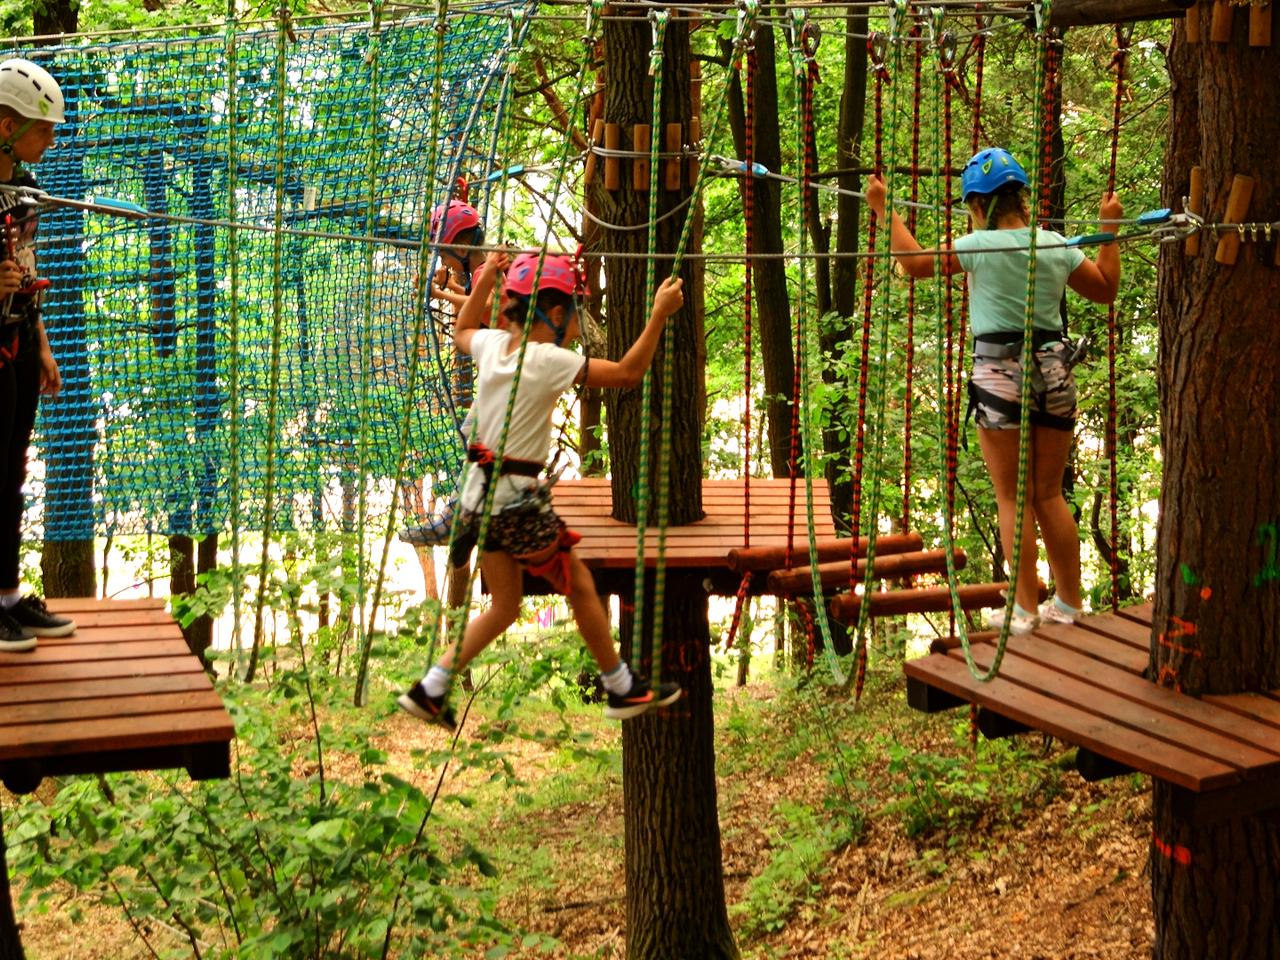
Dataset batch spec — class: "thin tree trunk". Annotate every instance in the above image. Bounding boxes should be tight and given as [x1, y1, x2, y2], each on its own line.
[1150, 18, 1280, 958]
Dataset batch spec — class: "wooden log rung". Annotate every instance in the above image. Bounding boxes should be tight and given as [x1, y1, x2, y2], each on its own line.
[728, 532, 924, 574]
[768, 547, 966, 594]
[830, 581, 1045, 620]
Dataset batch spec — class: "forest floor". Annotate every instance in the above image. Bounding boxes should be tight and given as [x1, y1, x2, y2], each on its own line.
[15, 658, 1154, 959]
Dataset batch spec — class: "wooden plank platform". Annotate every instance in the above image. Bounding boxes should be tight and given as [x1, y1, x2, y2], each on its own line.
[903, 602, 1280, 823]
[545, 477, 837, 596]
[0, 598, 235, 794]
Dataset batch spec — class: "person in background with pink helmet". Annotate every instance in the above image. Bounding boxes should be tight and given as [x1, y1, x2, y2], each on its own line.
[866, 147, 1121, 635]
[0, 57, 76, 652]
[399, 195, 499, 547]
[398, 249, 685, 729]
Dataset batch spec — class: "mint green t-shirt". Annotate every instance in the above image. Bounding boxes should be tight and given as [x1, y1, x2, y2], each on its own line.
[953, 227, 1085, 337]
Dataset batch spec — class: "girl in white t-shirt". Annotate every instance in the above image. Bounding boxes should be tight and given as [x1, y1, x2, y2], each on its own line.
[866, 147, 1122, 634]
[399, 250, 685, 728]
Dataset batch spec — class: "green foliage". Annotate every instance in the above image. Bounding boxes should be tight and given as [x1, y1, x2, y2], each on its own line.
[8, 679, 516, 958]
[731, 800, 860, 939]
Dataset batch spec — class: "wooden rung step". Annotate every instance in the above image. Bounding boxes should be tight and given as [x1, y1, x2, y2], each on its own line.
[829, 581, 1044, 620]
[728, 532, 924, 574]
[768, 548, 966, 594]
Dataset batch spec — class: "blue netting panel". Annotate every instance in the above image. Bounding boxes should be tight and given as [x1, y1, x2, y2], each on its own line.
[22, 9, 515, 540]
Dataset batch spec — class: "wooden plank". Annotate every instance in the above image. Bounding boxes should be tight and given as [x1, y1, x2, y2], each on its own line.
[34, 623, 185, 644]
[35, 608, 177, 628]
[1116, 601, 1154, 626]
[903, 653, 1237, 791]
[0, 672, 214, 706]
[44, 597, 167, 613]
[958, 645, 1280, 772]
[1031, 621, 1149, 673]
[0, 690, 226, 728]
[0, 639, 193, 665]
[1075, 611, 1152, 651]
[0, 655, 203, 686]
[0, 709, 234, 761]
[1047, 0, 1195, 28]
[1006, 633, 1280, 751]
[1203, 692, 1280, 729]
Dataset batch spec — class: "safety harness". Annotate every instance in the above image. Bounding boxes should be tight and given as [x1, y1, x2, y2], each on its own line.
[966, 328, 1078, 432]
[451, 443, 582, 592]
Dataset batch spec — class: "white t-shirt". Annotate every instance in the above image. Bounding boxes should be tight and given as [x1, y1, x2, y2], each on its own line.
[459, 328, 585, 512]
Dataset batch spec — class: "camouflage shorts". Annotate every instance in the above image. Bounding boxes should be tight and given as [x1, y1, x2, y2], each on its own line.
[969, 341, 1077, 431]
[470, 501, 568, 559]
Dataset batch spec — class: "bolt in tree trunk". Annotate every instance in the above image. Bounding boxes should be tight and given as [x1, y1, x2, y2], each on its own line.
[599, 13, 735, 958]
[1150, 17, 1280, 958]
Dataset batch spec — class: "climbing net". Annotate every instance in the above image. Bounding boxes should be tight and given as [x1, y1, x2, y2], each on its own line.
[21, 5, 518, 542]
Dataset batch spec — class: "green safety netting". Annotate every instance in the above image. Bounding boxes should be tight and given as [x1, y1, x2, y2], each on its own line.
[20, 5, 520, 541]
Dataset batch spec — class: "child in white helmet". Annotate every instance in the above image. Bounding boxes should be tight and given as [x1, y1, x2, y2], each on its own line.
[867, 149, 1122, 635]
[0, 58, 75, 652]
[398, 249, 685, 729]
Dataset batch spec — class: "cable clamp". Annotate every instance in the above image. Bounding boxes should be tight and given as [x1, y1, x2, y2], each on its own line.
[711, 154, 769, 178]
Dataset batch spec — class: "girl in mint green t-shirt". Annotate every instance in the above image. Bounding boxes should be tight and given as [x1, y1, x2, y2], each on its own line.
[865, 147, 1122, 635]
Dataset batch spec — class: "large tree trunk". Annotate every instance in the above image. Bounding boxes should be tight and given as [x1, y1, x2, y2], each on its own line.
[599, 13, 735, 959]
[1151, 15, 1280, 958]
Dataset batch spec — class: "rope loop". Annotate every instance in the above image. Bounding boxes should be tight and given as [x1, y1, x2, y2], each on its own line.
[647, 10, 669, 76]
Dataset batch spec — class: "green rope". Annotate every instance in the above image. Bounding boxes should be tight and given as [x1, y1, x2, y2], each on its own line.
[848, 15, 906, 674]
[244, 6, 295, 683]
[938, 12, 1051, 682]
[784, 9, 846, 685]
[628, 9, 669, 676]
[434, 0, 603, 676]
[223, 2, 244, 667]
[351, 0, 393, 704]
[635, 3, 757, 674]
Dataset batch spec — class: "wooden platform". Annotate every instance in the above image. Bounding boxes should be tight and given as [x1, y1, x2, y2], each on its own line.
[0, 598, 234, 794]
[544, 477, 836, 596]
[904, 602, 1280, 823]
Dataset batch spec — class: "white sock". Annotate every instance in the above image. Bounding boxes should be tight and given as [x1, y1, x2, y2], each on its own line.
[600, 661, 634, 695]
[421, 665, 453, 698]
[0, 592, 17, 609]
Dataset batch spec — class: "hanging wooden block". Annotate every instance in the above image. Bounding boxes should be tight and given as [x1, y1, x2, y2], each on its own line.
[1214, 174, 1254, 265]
[665, 123, 682, 190]
[584, 118, 604, 186]
[1250, 3, 1272, 47]
[1186, 165, 1204, 257]
[687, 117, 701, 185]
[604, 122, 621, 191]
[633, 124, 651, 191]
[1210, 0, 1233, 43]
[1186, 1, 1201, 42]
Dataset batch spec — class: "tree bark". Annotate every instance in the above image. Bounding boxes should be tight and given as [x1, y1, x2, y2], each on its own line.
[600, 13, 735, 958]
[1150, 20, 1280, 959]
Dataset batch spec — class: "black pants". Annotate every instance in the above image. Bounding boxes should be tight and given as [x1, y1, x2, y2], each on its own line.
[0, 326, 40, 591]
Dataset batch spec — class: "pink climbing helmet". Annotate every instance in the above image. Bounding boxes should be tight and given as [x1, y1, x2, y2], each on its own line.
[430, 199, 482, 245]
[504, 253, 587, 298]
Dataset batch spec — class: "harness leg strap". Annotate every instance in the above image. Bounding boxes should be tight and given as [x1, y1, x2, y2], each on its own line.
[518, 527, 583, 595]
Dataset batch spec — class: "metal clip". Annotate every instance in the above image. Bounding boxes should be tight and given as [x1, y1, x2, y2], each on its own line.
[929, 6, 946, 47]
[648, 9, 669, 76]
[1033, 0, 1050, 35]
[938, 32, 958, 72]
[869, 31, 889, 70]
[887, 0, 908, 42]
[736, 0, 760, 51]
[584, 0, 604, 44]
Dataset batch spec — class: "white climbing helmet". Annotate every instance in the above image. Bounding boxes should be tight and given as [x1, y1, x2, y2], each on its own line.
[0, 58, 66, 124]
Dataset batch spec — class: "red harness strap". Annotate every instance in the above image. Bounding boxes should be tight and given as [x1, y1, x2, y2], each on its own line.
[519, 526, 582, 595]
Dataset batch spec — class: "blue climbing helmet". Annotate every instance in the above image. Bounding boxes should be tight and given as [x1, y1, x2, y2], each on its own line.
[961, 147, 1029, 201]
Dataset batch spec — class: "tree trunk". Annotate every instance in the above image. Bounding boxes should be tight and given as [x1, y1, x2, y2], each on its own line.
[600, 13, 735, 958]
[169, 535, 216, 664]
[1151, 19, 1280, 958]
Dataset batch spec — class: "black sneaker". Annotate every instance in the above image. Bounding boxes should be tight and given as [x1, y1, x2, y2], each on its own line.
[396, 682, 457, 731]
[0, 608, 36, 653]
[604, 676, 683, 720]
[9, 595, 75, 638]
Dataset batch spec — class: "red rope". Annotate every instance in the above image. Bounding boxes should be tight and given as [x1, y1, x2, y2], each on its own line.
[1037, 37, 1060, 226]
[723, 571, 754, 650]
[902, 26, 923, 535]
[852, 40, 888, 589]
[744, 45, 756, 551]
[1105, 25, 1131, 610]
